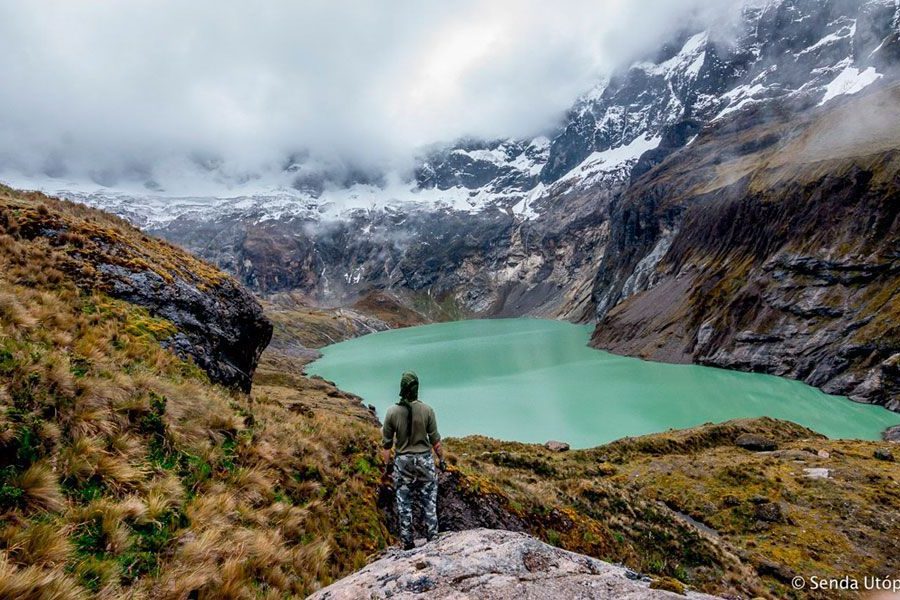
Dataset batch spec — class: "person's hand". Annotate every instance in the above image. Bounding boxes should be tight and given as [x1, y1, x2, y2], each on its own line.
[438, 459, 448, 471]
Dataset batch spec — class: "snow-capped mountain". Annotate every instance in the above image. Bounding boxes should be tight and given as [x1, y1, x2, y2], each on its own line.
[1, 0, 897, 312]
[7, 0, 897, 229]
[3, 0, 898, 409]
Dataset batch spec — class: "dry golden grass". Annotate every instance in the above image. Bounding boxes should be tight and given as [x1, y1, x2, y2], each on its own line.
[0, 189, 391, 598]
[0, 184, 229, 290]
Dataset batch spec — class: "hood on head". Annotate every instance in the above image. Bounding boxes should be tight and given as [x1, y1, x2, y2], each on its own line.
[399, 371, 419, 402]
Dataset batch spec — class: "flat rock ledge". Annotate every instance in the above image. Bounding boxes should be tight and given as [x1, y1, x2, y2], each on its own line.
[309, 528, 720, 600]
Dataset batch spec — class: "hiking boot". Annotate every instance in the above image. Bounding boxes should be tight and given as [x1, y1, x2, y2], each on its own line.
[402, 540, 415, 551]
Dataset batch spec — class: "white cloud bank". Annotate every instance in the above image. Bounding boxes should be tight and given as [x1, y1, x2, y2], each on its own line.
[0, 0, 745, 191]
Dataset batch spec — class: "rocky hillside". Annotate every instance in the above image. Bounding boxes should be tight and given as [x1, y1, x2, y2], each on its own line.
[309, 529, 720, 600]
[444, 419, 900, 600]
[0, 185, 271, 392]
[590, 82, 900, 409]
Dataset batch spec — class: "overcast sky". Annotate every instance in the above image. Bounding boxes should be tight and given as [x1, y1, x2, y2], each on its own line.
[0, 0, 744, 189]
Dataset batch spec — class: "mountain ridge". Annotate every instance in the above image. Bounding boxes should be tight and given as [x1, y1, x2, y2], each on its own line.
[3, 0, 899, 410]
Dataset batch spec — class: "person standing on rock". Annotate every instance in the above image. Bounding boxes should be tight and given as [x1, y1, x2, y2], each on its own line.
[381, 371, 447, 550]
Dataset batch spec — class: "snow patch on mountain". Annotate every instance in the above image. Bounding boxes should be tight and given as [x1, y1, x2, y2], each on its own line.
[714, 83, 768, 120]
[818, 65, 883, 105]
[557, 135, 662, 188]
[639, 32, 708, 78]
[798, 19, 856, 57]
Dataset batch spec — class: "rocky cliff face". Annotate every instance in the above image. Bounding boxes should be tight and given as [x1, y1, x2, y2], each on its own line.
[0, 185, 272, 391]
[590, 83, 900, 408]
[309, 529, 720, 600]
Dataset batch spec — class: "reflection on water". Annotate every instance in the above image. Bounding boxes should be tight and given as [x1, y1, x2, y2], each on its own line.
[306, 319, 900, 449]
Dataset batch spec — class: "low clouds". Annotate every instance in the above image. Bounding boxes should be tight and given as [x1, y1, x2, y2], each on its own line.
[0, 0, 745, 191]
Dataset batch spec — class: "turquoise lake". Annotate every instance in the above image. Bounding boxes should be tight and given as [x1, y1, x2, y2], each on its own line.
[306, 318, 900, 448]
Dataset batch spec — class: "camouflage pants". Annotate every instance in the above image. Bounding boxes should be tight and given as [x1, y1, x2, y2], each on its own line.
[393, 452, 438, 546]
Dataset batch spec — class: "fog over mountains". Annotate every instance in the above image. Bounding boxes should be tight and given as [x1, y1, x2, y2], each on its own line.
[1, 0, 751, 197]
[0, 0, 895, 224]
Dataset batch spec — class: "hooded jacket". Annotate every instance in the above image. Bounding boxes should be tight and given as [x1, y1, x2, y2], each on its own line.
[382, 372, 441, 454]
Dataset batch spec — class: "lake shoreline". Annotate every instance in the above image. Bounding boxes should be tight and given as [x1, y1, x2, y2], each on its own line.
[307, 318, 900, 448]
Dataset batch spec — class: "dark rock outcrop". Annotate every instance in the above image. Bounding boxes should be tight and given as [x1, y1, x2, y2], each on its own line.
[101, 265, 272, 392]
[377, 469, 530, 541]
[885, 425, 900, 442]
[735, 434, 777, 452]
[874, 448, 895, 461]
[753, 502, 785, 523]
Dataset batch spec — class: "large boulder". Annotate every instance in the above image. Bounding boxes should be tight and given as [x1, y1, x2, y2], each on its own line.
[309, 528, 720, 600]
[101, 264, 272, 392]
[544, 440, 571, 452]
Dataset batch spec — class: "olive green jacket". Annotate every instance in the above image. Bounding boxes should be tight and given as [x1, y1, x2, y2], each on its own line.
[382, 400, 441, 454]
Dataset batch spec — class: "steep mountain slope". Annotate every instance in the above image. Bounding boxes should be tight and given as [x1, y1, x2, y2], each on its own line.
[590, 82, 900, 408]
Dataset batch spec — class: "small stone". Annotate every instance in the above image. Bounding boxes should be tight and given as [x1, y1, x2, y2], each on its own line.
[721, 494, 741, 507]
[406, 576, 436, 593]
[753, 502, 783, 523]
[874, 448, 895, 462]
[817, 449, 830, 459]
[735, 434, 777, 452]
[544, 440, 570, 452]
[803, 467, 830, 479]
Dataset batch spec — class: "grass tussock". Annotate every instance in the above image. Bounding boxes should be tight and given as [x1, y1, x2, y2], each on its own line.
[0, 189, 391, 598]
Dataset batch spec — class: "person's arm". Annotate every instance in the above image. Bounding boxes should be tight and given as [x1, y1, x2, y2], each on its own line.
[433, 441, 447, 471]
[381, 410, 395, 474]
[427, 409, 447, 470]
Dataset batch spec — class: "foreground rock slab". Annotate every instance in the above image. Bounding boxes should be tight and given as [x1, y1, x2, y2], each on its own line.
[309, 528, 720, 599]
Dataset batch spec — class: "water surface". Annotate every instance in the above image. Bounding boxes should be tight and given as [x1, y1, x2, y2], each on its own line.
[306, 319, 899, 448]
